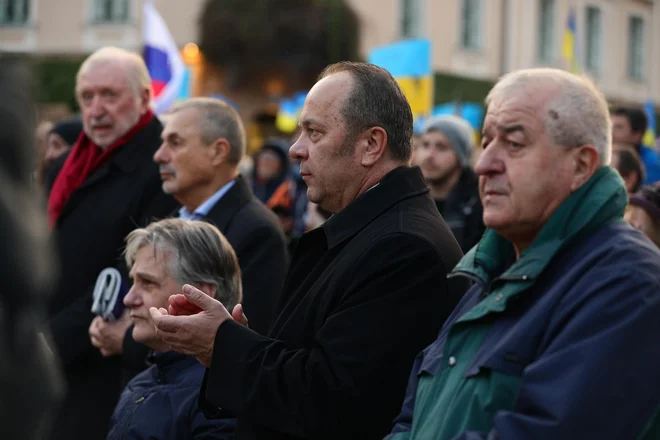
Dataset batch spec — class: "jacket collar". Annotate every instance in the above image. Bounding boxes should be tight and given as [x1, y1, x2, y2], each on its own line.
[203, 175, 254, 232]
[453, 166, 628, 289]
[322, 166, 430, 249]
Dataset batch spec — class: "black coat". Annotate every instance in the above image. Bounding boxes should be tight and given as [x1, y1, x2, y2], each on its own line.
[121, 175, 289, 379]
[200, 166, 469, 439]
[440, 168, 485, 253]
[45, 117, 178, 440]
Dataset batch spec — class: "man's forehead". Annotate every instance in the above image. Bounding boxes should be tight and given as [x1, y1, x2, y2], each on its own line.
[162, 108, 199, 135]
[77, 62, 129, 89]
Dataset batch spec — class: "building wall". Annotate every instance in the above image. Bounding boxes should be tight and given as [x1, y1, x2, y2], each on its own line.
[1, 0, 657, 106]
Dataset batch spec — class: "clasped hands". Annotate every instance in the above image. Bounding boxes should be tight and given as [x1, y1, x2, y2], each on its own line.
[149, 285, 248, 368]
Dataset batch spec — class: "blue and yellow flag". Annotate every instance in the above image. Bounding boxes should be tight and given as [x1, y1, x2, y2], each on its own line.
[643, 100, 657, 148]
[368, 39, 433, 120]
[562, 8, 579, 73]
[276, 92, 307, 134]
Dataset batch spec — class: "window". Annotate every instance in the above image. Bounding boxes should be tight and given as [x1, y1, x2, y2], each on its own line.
[93, 0, 129, 24]
[401, 0, 423, 38]
[0, 0, 29, 25]
[460, 0, 481, 50]
[585, 6, 602, 74]
[537, 0, 555, 63]
[628, 16, 645, 80]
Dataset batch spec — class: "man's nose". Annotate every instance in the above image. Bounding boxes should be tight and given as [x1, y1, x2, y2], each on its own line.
[475, 143, 504, 176]
[289, 137, 307, 161]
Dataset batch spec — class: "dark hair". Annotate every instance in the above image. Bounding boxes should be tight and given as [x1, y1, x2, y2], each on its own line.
[318, 62, 413, 162]
[614, 148, 645, 193]
[612, 107, 648, 135]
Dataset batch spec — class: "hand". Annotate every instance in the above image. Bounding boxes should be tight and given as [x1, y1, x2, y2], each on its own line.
[167, 293, 203, 316]
[149, 284, 232, 367]
[231, 304, 249, 328]
[89, 310, 131, 357]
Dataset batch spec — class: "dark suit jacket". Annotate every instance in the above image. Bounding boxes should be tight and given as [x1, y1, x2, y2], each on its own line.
[46, 117, 178, 440]
[200, 166, 469, 440]
[121, 176, 289, 376]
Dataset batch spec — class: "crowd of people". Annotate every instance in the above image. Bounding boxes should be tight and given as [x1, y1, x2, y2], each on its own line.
[3, 44, 660, 440]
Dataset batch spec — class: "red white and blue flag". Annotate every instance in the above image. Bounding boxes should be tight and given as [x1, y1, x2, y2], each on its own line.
[142, 1, 185, 114]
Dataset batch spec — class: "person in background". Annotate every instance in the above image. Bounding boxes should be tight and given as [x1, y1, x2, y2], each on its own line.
[625, 183, 660, 248]
[611, 106, 660, 184]
[252, 137, 307, 247]
[416, 115, 485, 252]
[388, 68, 660, 439]
[45, 46, 178, 440]
[0, 55, 63, 440]
[41, 118, 83, 188]
[611, 145, 645, 194]
[107, 219, 239, 439]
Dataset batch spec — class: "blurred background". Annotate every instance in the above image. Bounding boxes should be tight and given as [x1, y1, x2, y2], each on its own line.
[1, 0, 658, 153]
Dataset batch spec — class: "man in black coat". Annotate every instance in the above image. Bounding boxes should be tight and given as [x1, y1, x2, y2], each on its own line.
[150, 62, 469, 439]
[45, 47, 178, 440]
[88, 97, 288, 376]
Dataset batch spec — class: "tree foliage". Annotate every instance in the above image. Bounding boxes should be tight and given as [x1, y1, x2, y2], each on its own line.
[198, 0, 360, 89]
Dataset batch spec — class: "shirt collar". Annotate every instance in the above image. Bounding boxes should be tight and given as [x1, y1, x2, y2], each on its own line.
[179, 179, 236, 219]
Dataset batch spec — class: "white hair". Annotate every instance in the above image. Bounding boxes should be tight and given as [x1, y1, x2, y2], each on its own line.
[486, 68, 612, 165]
[76, 46, 152, 102]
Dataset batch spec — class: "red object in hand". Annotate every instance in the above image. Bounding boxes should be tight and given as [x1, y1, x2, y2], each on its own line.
[168, 294, 203, 316]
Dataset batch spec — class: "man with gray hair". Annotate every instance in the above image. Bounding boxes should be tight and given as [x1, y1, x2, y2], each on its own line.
[107, 218, 240, 439]
[90, 97, 287, 374]
[387, 68, 660, 439]
[46, 46, 177, 439]
[417, 115, 484, 252]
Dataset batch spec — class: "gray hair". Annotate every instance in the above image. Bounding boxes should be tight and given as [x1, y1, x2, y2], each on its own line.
[169, 97, 246, 165]
[486, 68, 612, 165]
[124, 218, 242, 310]
[76, 46, 152, 102]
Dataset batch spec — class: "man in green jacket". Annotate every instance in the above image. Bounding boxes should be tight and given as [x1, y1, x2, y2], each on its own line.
[387, 68, 660, 439]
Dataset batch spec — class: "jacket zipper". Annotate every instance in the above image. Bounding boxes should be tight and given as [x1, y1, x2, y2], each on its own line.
[120, 395, 145, 440]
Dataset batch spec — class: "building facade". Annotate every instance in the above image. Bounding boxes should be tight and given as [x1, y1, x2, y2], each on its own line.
[1, 0, 657, 106]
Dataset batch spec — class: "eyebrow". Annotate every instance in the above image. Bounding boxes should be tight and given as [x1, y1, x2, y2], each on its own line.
[134, 271, 160, 284]
[161, 132, 181, 142]
[300, 118, 323, 128]
[499, 124, 527, 136]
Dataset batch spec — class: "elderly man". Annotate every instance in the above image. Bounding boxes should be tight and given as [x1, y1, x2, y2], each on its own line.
[89, 98, 287, 374]
[46, 47, 177, 440]
[150, 62, 468, 439]
[107, 219, 239, 439]
[417, 115, 484, 252]
[387, 68, 660, 439]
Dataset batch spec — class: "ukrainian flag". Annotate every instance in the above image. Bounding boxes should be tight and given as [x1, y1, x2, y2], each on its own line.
[275, 92, 307, 134]
[368, 39, 433, 120]
[562, 8, 579, 73]
[643, 100, 657, 148]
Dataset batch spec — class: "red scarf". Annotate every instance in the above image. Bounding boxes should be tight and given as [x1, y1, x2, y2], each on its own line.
[47, 111, 154, 228]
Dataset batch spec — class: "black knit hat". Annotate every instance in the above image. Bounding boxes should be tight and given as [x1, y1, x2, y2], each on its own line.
[49, 118, 83, 146]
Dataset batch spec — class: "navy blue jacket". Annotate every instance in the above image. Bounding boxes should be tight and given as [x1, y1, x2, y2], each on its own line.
[108, 352, 234, 439]
[389, 222, 660, 439]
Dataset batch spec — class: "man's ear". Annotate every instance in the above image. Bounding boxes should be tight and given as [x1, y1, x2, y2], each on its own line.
[139, 88, 151, 115]
[209, 138, 231, 166]
[194, 282, 217, 299]
[570, 145, 600, 192]
[360, 126, 388, 167]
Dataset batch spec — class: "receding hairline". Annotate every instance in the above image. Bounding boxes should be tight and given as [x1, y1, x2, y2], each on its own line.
[76, 47, 151, 97]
